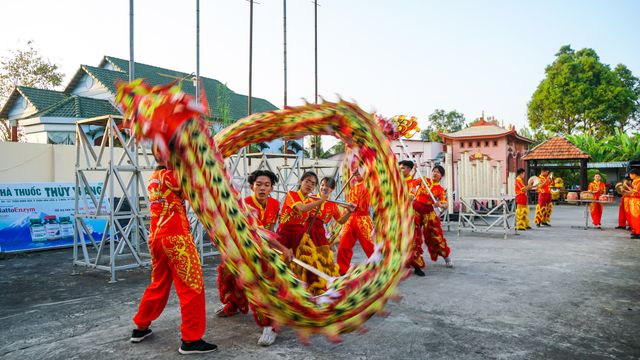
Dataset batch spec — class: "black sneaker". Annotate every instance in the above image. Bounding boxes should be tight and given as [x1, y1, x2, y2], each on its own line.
[414, 267, 426, 277]
[179, 339, 218, 355]
[615, 226, 626, 229]
[542, 222, 551, 227]
[631, 234, 640, 239]
[130, 328, 153, 343]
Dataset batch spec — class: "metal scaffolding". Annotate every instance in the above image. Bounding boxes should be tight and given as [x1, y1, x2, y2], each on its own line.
[73, 115, 154, 282]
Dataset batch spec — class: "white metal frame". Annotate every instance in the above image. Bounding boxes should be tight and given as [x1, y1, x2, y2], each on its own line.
[73, 115, 155, 282]
[457, 196, 517, 239]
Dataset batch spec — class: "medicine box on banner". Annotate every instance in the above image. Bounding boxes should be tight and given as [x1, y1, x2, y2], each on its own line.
[0, 183, 109, 253]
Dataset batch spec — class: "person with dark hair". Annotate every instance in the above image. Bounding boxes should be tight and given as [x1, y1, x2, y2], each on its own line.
[278, 171, 328, 255]
[588, 173, 606, 229]
[298, 176, 355, 294]
[131, 156, 217, 354]
[515, 168, 532, 230]
[337, 168, 375, 275]
[534, 167, 554, 227]
[410, 164, 453, 272]
[399, 160, 417, 193]
[215, 169, 292, 346]
[625, 169, 640, 238]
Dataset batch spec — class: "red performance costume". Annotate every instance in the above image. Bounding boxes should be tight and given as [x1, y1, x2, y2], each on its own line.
[216, 195, 279, 326]
[410, 177, 451, 266]
[588, 180, 606, 227]
[515, 177, 531, 230]
[277, 191, 313, 254]
[619, 195, 629, 228]
[337, 180, 374, 275]
[627, 179, 640, 236]
[299, 196, 342, 293]
[133, 168, 205, 342]
[534, 175, 553, 225]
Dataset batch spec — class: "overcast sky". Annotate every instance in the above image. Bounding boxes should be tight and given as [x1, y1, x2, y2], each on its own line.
[1, 0, 639, 131]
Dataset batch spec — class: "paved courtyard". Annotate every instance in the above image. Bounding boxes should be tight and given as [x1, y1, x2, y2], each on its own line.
[1, 203, 639, 359]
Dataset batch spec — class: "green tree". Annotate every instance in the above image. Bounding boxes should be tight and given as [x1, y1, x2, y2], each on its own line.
[422, 109, 466, 142]
[613, 64, 640, 132]
[519, 127, 551, 147]
[0, 41, 64, 141]
[528, 45, 638, 137]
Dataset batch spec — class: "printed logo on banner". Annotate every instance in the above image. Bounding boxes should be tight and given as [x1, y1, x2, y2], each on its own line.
[0, 183, 109, 253]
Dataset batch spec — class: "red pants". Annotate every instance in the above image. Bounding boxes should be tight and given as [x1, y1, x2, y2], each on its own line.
[628, 198, 640, 235]
[337, 215, 374, 275]
[413, 203, 450, 263]
[619, 197, 628, 227]
[133, 234, 205, 341]
[590, 202, 603, 226]
[534, 193, 552, 225]
[217, 262, 270, 327]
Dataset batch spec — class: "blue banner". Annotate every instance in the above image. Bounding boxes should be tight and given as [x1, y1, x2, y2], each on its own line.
[0, 182, 109, 253]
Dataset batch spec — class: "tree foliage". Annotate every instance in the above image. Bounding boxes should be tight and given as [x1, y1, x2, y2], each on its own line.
[0, 41, 64, 141]
[528, 45, 639, 137]
[566, 130, 640, 162]
[421, 109, 466, 142]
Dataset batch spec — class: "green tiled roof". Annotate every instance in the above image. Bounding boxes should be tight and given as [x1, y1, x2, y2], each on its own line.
[27, 96, 120, 119]
[0, 86, 69, 119]
[95, 56, 278, 120]
[17, 86, 68, 110]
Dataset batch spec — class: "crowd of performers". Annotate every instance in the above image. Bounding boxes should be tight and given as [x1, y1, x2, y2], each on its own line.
[129, 151, 456, 353]
[515, 166, 640, 238]
[128, 146, 640, 354]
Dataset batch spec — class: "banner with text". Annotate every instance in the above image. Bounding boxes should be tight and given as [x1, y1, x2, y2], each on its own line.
[0, 182, 108, 253]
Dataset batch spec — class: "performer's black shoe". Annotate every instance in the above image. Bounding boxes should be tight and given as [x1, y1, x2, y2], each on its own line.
[615, 226, 626, 229]
[536, 223, 541, 227]
[542, 222, 551, 226]
[526, 226, 532, 230]
[130, 328, 153, 343]
[516, 227, 526, 231]
[179, 339, 218, 354]
[630, 234, 640, 239]
[414, 267, 426, 277]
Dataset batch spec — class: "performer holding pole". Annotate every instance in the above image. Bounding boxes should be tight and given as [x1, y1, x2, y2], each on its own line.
[534, 167, 554, 227]
[336, 167, 375, 275]
[588, 173, 606, 229]
[616, 175, 631, 230]
[515, 168, 532, 231]
[298, 177, 355, 294]
[215, 170, 292, 347]
[131, 151, 217, 354]
[412, 165, 453, 268]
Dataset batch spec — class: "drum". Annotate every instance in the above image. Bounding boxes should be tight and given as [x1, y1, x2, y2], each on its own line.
[528, 176, 540, 187]
[566, 192, 579, 203]
[580, 191, 594, 200]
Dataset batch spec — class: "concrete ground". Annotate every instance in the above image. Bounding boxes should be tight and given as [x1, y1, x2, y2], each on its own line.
[1, 203, 639, 360]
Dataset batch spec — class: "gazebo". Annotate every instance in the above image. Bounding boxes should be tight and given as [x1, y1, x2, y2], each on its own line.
[522, 136, 590, 190]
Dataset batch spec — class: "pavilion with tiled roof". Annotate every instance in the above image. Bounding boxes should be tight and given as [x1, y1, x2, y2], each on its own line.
[522, 136, 590, 190]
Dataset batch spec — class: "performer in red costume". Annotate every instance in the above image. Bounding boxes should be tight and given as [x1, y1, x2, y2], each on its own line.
[215, 170, 291, 347]
[337, 168, 375, 275]
[534, 168, 554, 227]
[515, 168, 532, 231]
[617, 175, 631, 230]
[299, 177, 355, 293]
[624, 169, 640, 239]
[131, 155, 217, 355]
[278, 171, 328, 255]
[411, 165, 453, 269]
[399, 160, 428, 276]
[588, 173, 607, 229]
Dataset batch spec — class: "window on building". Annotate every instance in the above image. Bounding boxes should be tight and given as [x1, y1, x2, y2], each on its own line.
[460, 142, 464, 148]
[476, 141, 481, 147]
[493, 140, 498, 146]
[468, 142, 473, 147]
[485, 141, 489, 146]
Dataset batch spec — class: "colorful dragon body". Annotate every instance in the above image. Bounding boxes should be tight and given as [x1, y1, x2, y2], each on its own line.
[116, 80, 414, 342]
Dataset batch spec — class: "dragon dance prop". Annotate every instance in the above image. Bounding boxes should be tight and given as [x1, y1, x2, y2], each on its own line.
[116, 79, 414, 342]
